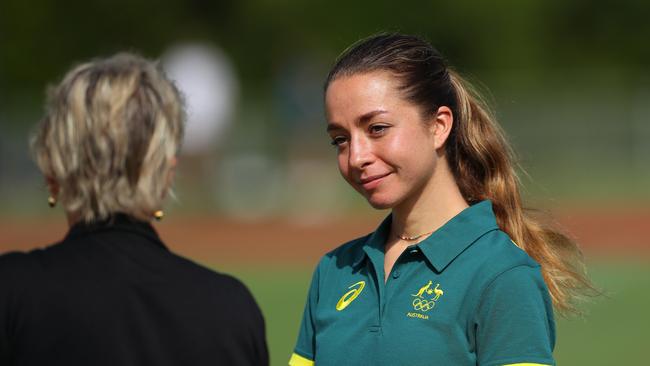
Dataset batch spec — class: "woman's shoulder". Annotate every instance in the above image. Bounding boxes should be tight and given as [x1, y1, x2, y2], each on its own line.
[0, 248, 49, 293]
[0, 238, 102, 277]
[466, 229, 541, 276]
[462, 230, 551, 316]
[171, 254, 250, 289]
[0, 246, 52, 272]
[0, 250, 31, 274]
[317, 233, 373, 270]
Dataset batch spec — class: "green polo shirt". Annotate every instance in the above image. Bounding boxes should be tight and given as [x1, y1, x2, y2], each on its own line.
[289, 200, 555, 366]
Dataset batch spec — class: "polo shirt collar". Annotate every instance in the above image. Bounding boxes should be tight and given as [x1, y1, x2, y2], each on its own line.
[356, 200, 499, 273]
[355, 215, 392, 272]
[417, 200, 499, 272]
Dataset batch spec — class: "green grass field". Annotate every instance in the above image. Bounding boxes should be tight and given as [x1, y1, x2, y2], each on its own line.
[219, 260, 649, 366]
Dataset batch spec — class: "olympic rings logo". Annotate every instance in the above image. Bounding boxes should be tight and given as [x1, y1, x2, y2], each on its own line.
[412, 298, 435, 312]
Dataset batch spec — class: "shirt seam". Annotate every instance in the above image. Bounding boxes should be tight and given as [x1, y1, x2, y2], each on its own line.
[293, 347, 314, 361]
[473, 263, 539, 323]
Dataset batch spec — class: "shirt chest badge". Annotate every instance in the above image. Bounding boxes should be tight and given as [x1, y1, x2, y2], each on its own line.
[336, 281, 365, 311]
[407, 280, 444, 319]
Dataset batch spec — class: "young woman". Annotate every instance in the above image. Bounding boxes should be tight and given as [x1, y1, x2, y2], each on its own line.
[289, 33, 590, 366]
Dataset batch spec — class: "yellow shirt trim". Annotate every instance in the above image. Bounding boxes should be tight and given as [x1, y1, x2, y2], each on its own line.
[503, 364, 551, 366]
[289, 352, 314, 366]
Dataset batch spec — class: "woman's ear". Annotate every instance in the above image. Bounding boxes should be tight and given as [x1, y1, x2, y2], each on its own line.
[429, 106, 454, 150]
[46, 176, 59, 198]
[167, 157, 178, 188]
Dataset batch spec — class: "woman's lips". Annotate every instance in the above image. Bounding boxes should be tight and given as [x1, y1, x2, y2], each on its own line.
[359, 173, 391, 191]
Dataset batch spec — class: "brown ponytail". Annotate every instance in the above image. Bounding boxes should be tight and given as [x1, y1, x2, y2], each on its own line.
[326, 32, 594, 313]
[448, 69, 592, 313]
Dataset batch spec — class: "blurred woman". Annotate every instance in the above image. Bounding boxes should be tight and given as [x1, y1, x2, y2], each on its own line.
[0, 53, 268, 366]
[290, 33, 591, 366]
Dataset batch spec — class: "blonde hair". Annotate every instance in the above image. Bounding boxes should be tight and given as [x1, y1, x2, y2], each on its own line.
[31, 53, 185, 222]
[326, 33, 594, 313]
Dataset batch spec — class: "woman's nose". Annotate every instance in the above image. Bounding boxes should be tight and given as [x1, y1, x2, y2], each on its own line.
[348, 135, 374, 170]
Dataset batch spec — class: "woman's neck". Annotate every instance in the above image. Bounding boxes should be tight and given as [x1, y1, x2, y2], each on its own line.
[66, 212, 81, 228]
[390, 161, 468, 240]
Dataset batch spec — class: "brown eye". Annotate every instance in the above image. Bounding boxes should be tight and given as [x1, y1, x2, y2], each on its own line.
[330, 136, 348, 147]
[369, 124, 389, 135]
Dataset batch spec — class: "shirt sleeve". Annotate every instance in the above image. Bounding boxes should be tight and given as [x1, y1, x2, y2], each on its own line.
[475, 265, 556, 366]
[227, 277, 269, 366]
[289, 262, 321, 366]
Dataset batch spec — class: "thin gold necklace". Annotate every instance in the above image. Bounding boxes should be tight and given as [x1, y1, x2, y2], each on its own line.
[396, 229, 435, 241]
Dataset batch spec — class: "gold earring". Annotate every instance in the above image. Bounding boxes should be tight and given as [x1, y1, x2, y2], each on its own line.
[153, 210, 164, 221]
[48, 196, 57, 208]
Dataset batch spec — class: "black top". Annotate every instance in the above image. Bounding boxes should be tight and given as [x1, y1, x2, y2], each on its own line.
[0, 214, 268, 366]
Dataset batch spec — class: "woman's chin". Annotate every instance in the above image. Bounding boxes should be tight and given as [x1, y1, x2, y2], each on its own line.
[365, 194, 397, 210]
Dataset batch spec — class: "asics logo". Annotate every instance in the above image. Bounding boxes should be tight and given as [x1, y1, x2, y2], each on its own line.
[336, 281, 365, 311]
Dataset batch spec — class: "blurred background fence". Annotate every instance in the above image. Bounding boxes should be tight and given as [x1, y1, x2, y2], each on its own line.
[1, 1, 649, 365]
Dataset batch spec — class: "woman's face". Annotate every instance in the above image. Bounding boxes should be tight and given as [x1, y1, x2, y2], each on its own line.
[325, 71, 448, 209]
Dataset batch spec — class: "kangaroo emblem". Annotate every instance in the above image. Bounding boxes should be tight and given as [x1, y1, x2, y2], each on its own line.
[412, 280, 433, 298]
[410, 281, 444, 316]
[432, 283, 444, 301]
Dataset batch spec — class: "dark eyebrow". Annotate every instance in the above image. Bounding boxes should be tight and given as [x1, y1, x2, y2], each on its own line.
[326, 109, 388, 132]
[326, 122, 343, 133]
[358, 109, 388, 123]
